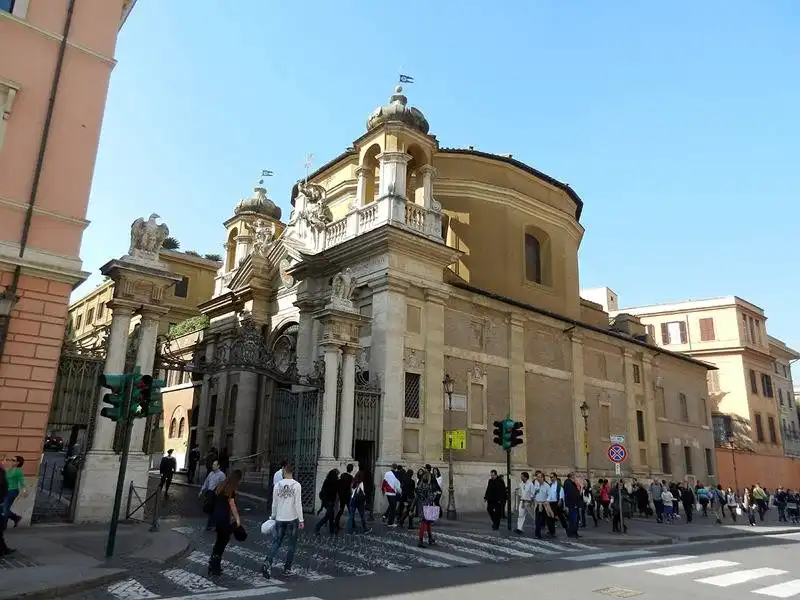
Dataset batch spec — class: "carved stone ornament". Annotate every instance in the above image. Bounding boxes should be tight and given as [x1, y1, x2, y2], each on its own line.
[327, 268, 358, 312]
[279, 258, 295, 288]
[471, 363, 486, 380]
[404, 347, 425, 370]
[247, 219, 276, 256]
[128, 213, 169, 263]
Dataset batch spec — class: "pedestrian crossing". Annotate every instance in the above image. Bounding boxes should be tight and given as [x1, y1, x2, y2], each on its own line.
[100, 524, 598, 599]
[598, 553, 800, 598]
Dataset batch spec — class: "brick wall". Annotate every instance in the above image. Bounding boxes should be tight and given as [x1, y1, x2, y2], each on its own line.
[0, 269, 70, 477]
[716, 449, 800, 491]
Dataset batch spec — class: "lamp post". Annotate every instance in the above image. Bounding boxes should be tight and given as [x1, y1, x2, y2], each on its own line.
[579, 401, 590, 479]
[443, 374, 457, 520]
[727, 433, 739, 494]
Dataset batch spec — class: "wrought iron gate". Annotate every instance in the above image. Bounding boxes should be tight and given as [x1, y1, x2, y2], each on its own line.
[268, 388, 322, 512]
[352, 368, 381, 478]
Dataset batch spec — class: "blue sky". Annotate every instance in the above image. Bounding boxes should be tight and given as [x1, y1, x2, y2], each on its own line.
[80, 1, 800, 355]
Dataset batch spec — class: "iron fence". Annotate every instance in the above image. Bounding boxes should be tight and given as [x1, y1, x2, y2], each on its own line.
[31, 458, 74, 523]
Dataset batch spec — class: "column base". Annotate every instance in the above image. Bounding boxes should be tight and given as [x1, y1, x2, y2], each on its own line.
[72, 450, 151, 523]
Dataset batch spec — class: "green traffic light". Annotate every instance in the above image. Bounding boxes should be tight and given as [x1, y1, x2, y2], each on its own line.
[99, 373, 130, 422]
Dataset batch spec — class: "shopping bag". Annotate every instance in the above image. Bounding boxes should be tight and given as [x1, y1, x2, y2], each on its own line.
[423, 505, 440, 522]
[735, 506, 743, 516]
[261, 518, 276, 535]
[695, 502, 701, 512]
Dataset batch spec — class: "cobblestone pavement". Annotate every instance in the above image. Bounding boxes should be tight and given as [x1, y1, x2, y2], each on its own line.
[60, 514, 608, 599]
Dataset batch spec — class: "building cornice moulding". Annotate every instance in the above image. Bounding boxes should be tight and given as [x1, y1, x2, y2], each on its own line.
[0, 195, 91, 228]
[0, 241, 89, 287]
[0, 11, 117, 68]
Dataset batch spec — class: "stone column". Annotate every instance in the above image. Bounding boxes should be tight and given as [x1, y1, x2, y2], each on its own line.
[355, 165, 370, 206]
[508, 314, 527, 466]
[642, 355, 661, 475]
[129, 310, 163, 452]
[570, 333, 588, 473]
[233, 371, 259, 459]
[320, 343, 340, 459]
[377, 151, 411, 198]
[422, 289, 447, 461]
[338, 347, 357, 460]
[234, 231, 252, 266]
[419, 165, 437, 209]
[91, 300, 135, 451]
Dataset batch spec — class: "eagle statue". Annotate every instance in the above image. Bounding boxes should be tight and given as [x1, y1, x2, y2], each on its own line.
[129, 213, 169, 258]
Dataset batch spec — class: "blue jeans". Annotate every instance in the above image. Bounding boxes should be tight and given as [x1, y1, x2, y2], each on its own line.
[347, 504, 367, 532]
[2, 490, 19, 521]
[264, 520, 299, 571]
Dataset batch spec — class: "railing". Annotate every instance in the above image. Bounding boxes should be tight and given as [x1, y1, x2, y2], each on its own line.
[323, 195, 443, 251]
[125, 481, 162, 531]
[32, 458, 75, 523]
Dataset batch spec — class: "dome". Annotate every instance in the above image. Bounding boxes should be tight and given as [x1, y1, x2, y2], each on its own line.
[234, 186, 282, 220]
[366, 85, 430, 135]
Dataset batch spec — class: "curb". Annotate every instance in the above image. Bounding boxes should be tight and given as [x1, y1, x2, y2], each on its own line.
[6, 532, 194, 600]
[683, 528, 800, 543]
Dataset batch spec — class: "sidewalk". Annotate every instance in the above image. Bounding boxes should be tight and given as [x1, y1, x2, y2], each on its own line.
[0, 521, 191, 600]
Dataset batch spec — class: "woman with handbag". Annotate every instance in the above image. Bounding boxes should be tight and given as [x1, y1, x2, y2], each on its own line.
[199, 460, 226, 531]
[346, 471, 371, 534]
[208, 469, 242, 576]
[415, 472, 438, 547]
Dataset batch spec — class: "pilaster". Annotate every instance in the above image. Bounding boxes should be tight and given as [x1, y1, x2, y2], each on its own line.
[508, 313, 527, 466]
[355, 165, 370, 206]
[419, 165, 437, 209]
[320, 343, 340, 459]
[338, 347, 357, 460]
[570, 332, 587, 473]
[233, 371, 259, 459]
[622, 349, 638, 471]
[642, 354, 661, 476]
[422, 289, 447, 461]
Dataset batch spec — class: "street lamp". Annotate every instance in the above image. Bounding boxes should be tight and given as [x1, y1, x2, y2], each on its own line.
[443, 374, 457, 520]
[727, 432, 739, 494]
[579, 401, 590, 479]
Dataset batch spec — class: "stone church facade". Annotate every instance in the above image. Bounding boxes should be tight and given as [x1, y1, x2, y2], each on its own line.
[165, 85, 717, 512]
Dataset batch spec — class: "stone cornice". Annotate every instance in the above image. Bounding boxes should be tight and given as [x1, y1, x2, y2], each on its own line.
[0, 242, 89, 287]
[423, 288, 449, 305]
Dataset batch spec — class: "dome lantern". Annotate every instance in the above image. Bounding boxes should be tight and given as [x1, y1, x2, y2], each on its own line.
[366, 85, 430, 135]
[234, 185, 282, 220]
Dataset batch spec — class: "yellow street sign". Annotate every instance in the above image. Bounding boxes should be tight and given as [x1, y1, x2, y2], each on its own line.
[445, 429, 467, 450]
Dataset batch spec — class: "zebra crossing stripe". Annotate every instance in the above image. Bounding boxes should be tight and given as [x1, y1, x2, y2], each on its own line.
[225, 544, 331, 582]
[407, 535, 507, 562]
[754, 579, 800, 598]
[433, 532, 536, 558]
[185, 551, 279, 588]
[376, 535, 479, 565]
[696, 568, 787, 587]
[607, 555, 696, 568]
[250, 537, 375, 577]
[161, 568, 226, 593]
[454, 531, 558, 554]
[106, 578, 159, 600]
[646, 560, 738, 576]
[157, 589, 293, 600]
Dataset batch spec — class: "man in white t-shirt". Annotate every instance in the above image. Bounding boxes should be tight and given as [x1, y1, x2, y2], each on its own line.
[268, 460, 287, 513]
[263, 463, 304, 579]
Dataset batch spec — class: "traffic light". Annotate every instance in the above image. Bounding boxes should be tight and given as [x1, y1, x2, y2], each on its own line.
[502, 417, 514, 449]
[99, 374, 129, 422]
[140, 376, 166, 417]
[509, 421, 524, 448]
[492, 420, 505, 447]
[129, 373, 150, 418]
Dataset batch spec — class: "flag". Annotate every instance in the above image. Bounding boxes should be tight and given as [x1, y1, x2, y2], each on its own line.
[399, 74, 414, 84]
[261, 169, 274, 177]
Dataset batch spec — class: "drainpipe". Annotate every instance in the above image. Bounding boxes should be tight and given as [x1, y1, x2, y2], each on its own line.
[0, 0, 77, 361]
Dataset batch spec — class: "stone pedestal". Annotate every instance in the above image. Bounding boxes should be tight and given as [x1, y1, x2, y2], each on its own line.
[72, 242, 181, 523]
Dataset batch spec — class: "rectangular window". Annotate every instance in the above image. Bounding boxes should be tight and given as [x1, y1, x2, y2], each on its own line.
[661, 321, 687, 345]
[768, 416, 777, 444]
[87, 308, 95, 323]
[75, 314, 83, 330]
[705, 448, 715, 476]
[700, 398, 708, 425]
[775, 363, 779, 374]
[660, 443, 672, 474]
[755, 413, 764, 442]
[684, 446, 693, 474]
[208, 394, 218, 427]
[780, 389, 784, 406]
[359, 302, 372, 337]
[404, 372, 421, 419]
[679, 393, 689, 421]
[468, 381, 486, 427]
[524, 233, 542, 284]
[699, 317, 716, 342]
[742, 315, 752, 343]
[599, 404, 610, 438]
[708, 370, 720, 394]
[174, 276, 189, 298]
[636, 410, 645, 442]
[0, 1, 14, 14]
[750, 369, 759, 394]
[633, 364, 641, 383]
[761, 374, 774, 398]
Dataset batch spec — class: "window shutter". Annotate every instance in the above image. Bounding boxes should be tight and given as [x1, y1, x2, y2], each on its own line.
[678, 321, 688, 343]
[660, 323, 670, 344]
[699, 318, 715, 342]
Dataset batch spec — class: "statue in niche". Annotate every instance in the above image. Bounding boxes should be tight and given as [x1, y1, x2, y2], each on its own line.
[129, 213, 169, 262]
[330, 268, 356, 304]
[248, 219, 276, 257]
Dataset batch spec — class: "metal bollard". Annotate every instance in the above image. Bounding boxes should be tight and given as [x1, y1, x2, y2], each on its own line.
[125, 481, 134, 520]
[149, 490, 160, 532]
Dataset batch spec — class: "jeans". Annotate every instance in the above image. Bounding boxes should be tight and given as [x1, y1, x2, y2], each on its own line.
[778, 503, 787, 522]
[347, 504, 367, 532]
[315, 502, 335, 535]
[384, 495, 398, 525]
[566, 506, 579, 536]
[264, 520, 299, 571]
[653, 500, 664, 523]
[212, 528, 231, 557]
[2, 490, 20, 522]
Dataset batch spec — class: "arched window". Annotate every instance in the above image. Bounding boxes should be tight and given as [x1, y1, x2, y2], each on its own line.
[178, 417, 186, 438]
[169, 418, 177, 438]
[225, 228, 238, 272]
[525, 233, 542, 284]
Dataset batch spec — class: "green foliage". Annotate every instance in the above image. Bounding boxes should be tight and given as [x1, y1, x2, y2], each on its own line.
[168, 314, 209, 338]
[161, 236, 180, 250]
[184, 250, 201, 257]
[204, 253, 223, 262]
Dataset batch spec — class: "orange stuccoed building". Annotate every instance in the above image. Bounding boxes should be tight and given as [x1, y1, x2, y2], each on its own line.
[0, 0, 136, 524]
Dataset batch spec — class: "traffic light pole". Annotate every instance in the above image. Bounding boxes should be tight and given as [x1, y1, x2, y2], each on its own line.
[506, 448, 512, 531]
[106, 377, 134, 559]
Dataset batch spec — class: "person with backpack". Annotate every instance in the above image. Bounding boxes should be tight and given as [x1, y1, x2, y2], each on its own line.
[347, 471, 371, 534]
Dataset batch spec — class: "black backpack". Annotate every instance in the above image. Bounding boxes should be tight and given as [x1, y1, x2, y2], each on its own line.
[0, 467, 8, 501]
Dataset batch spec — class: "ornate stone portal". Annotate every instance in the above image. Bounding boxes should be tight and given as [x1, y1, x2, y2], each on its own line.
[72, 215, 182, 523]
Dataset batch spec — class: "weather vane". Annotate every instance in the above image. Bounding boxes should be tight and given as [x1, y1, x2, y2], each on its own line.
[258, 169, 273, 186]
[399, 73, 414, 84]
[304, 154, 314, 184]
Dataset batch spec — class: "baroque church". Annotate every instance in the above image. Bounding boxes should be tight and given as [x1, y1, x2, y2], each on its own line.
[161, 85, 716, 512]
